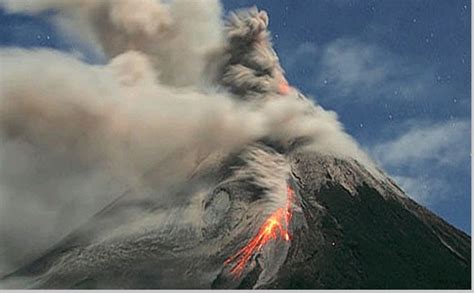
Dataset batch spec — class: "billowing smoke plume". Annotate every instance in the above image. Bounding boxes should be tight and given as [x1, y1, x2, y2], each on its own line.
[0, 0, 376, 275]
[1, 0, 224, 87]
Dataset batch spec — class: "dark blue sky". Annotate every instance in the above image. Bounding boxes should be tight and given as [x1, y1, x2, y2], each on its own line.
[0, 1, 471, 233]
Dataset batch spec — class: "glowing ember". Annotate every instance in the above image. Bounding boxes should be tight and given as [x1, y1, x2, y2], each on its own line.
[224, 184, 295, 277]
[276, 73, 291, 95]
[278, 80, 290, 95]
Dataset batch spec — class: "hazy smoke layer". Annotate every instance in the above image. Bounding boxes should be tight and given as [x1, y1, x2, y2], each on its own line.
[0, 0, 376, 275]
[1, 0, 224, 87]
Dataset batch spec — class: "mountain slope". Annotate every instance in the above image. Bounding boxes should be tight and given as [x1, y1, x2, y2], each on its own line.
[260, 151, 471, 289]
[1, 150, 470, 289]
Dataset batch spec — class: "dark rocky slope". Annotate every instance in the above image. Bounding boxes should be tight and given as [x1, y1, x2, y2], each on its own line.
[261, 152, 471, 289]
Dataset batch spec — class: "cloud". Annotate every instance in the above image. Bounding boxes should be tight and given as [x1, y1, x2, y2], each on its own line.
[284, 42, 318, 69]
[0, 0, 225, 88]
[370, 119, 470, 204]
[282, 38, 437, 105]
[316, 38, 434, 101]
[372, 119, 470, 168]
[391, 175, 449, 204]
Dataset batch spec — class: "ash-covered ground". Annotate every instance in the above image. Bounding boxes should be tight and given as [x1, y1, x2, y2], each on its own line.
[0, 1, 470, 289]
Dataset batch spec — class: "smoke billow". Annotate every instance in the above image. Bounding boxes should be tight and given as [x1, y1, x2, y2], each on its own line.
[0, 0, 376, 276]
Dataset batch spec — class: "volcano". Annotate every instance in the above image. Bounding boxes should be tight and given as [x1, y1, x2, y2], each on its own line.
[0, 4, 470, 290]
[1, 148, 470, 289]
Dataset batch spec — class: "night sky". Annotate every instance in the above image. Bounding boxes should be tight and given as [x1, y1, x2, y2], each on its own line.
[0, 1, 471, 233]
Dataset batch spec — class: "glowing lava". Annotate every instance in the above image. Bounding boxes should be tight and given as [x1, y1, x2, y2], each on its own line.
[277, 76, 291, 95]
[224, 184, 295, 277]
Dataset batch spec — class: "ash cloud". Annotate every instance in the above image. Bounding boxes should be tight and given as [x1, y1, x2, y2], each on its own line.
[0, 0, 376, 275]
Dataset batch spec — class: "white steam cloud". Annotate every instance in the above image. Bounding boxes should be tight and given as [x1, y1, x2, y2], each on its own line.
[0, 0, 376, 275]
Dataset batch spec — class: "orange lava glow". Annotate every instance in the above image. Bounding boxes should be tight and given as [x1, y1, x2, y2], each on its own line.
[224, 185, 295, 277]
[277, 80, 290, 95]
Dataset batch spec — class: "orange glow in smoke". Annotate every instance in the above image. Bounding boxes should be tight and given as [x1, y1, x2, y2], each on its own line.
[277, 80, 290, 95]
[224, 185, 295, 277]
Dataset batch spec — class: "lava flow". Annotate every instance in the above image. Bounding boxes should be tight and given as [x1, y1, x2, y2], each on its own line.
[224, 184, 295, 277]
